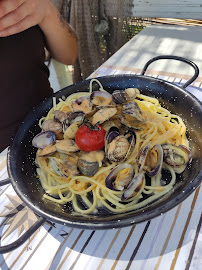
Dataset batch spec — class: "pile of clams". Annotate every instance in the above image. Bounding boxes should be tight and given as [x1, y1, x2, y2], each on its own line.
[32, 87, 192, 201]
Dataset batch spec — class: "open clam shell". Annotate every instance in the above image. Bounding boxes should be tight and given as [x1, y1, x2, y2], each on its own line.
[120, 101, 145, 129]
[90, 91, 112, 106]
[63, 111, 85, 132]
[54, 110, 68, 123]
[71, 96, 93, 115]
[122, 172, 144, 201]
[112, 90, 130, 104]
[105, 163, 133, 191]
[162, 143, 191, 167]
[92, 107, 117, 125]
[146, 144, 163, 177]
[137, 144, 150, 172]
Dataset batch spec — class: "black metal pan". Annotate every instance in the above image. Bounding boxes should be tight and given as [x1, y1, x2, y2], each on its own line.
[0, 55, 201, 253]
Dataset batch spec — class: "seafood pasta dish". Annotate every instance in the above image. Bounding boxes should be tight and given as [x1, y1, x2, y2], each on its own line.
[32, 79, 192, 215]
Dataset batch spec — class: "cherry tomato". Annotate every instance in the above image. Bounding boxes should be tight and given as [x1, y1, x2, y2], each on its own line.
[75, 124, 106, 152]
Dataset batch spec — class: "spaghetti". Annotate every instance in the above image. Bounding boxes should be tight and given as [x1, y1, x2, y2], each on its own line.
[33, 79, 192, 215]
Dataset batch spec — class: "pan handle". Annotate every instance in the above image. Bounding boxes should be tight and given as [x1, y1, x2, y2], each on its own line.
[140, 55, 199, 88]
[0, 176, 46, 253]
[0, 178, 11, 186]
[0, 216, 45, 254]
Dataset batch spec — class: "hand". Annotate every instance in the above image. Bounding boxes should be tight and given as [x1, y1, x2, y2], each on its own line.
[0, 0, 51, 37]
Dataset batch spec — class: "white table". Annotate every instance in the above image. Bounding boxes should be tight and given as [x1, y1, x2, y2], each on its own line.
[95, 24, 202, 79]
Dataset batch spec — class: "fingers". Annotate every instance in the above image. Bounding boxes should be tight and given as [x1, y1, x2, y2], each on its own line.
[0, 0, 37, 36]
[0, 15, 35, 37]
[0, 0, 25, 18]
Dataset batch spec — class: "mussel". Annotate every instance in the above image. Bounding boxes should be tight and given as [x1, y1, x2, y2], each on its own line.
[105, 163, 133, 191]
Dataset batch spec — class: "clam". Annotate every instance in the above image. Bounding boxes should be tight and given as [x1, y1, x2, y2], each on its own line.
[106, 135, 130, 162]
[74, 95, 90, 104]
[105, 163, 133, 191]
[145, 144, 163, 177]
[105, 129, 120, 154]
[92, 107, 117, 125]
[37, 144, 56, 157]
[124, 131, 136, 158]
[64, 121, 81, 139]
[63, 111, 85, 132]
[90, 91, 112, 106]
[61, 156, 79, 177]
[120, 101, 145, 128]
[42, 119, 63, 140]
[122, 172, 144, 201]
[137, 144, 150, 172]
[78, 159, 99, 176]
[55, 139, 80, 154]
[125, 88, 140, 99]
[105, 129, 135, 163]
[161, 143, 191, 167]
[54, 110, 68, 123]
[112, 90, 130, 104]
[77, 151, 105, 176]
[112, 88, 140, 104]
[32, 131, 56, 149]
[71, 96, 92, 114]
[178, 145, 193, 163]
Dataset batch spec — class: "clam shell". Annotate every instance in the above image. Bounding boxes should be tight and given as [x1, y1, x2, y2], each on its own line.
[90, 91, 112, 106]
[122, 172, 144, 201]
[77, 159, 99, 176]
[107, 135, 130, 162]
[162, 143, 190, 167]
[121, 101, 145, 127]
[105, 163, 133, 191]
[54, 110, 68, 123]
[32, 131, 56, 149]
[112, 90, 130, 104]
[63, 111, 85, 132]
[55, 139, 80, 154]
[92, 107, 117, 125]
[146, 144, 163, 177]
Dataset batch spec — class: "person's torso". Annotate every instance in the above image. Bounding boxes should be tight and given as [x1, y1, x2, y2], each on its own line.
[0, 26, 53, 151]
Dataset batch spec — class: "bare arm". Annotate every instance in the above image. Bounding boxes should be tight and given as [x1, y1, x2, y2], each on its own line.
[0, 0, 78, 65]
